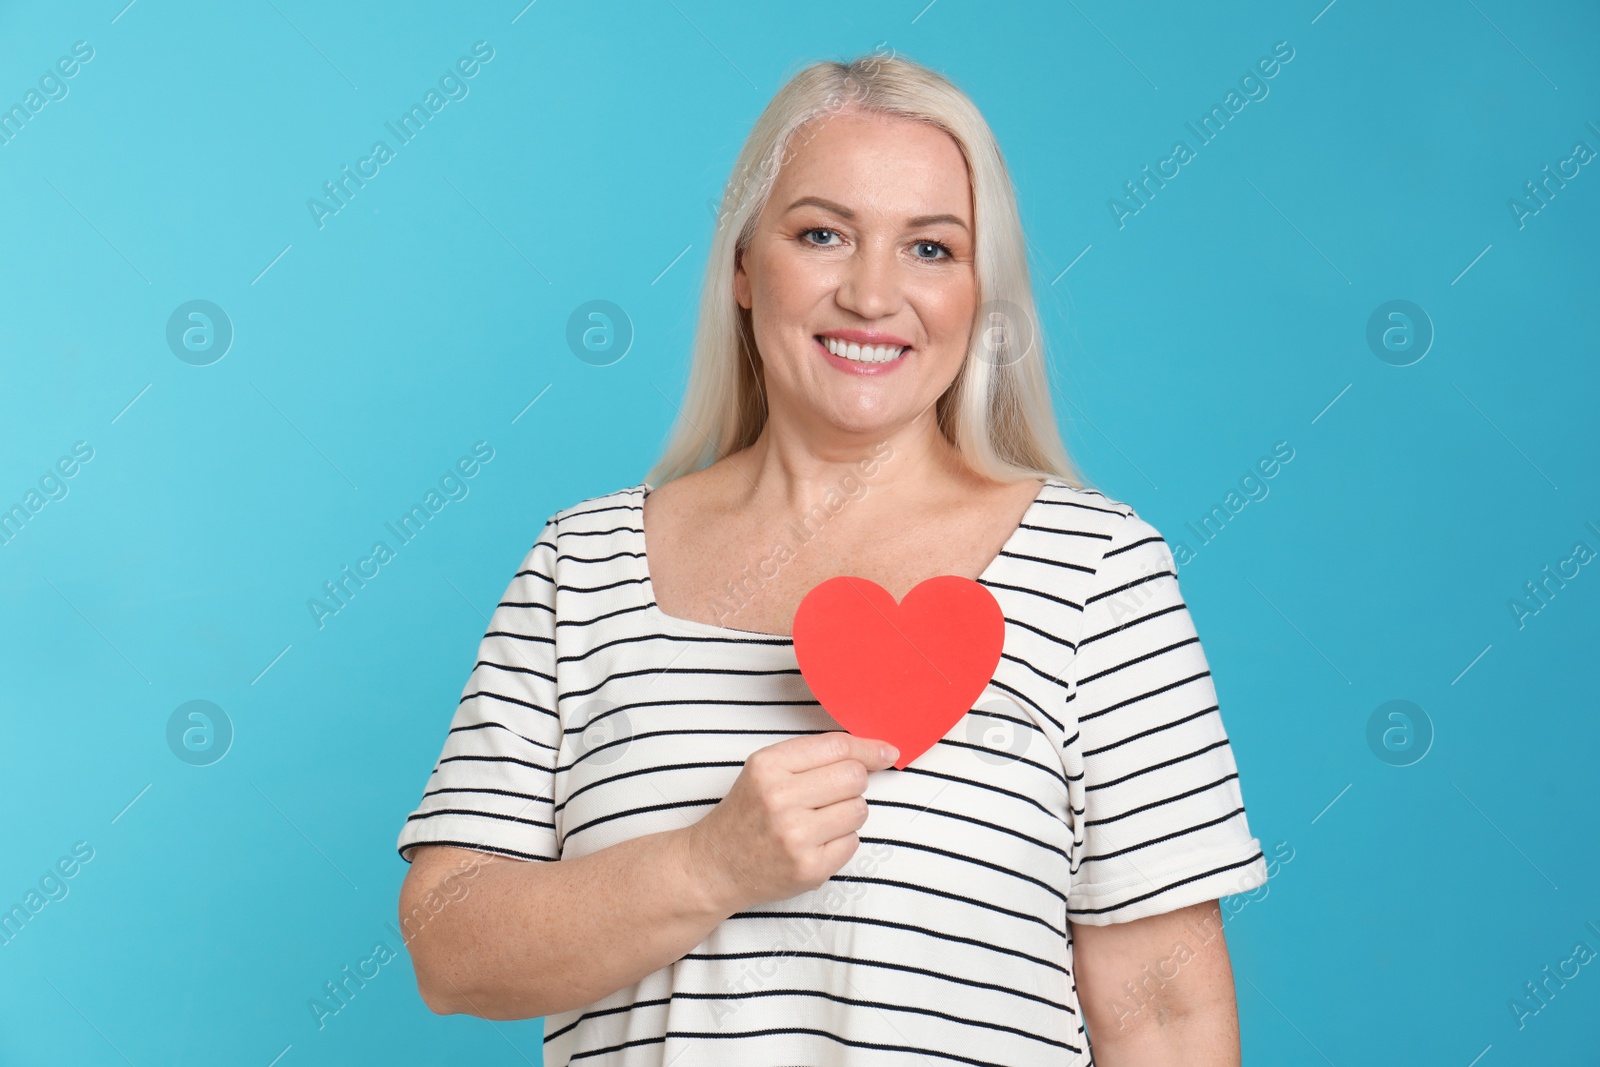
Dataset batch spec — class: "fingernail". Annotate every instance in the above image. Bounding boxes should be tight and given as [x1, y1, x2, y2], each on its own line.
[881, 745, 899, 763]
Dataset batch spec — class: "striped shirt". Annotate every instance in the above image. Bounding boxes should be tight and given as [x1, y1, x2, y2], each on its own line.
[397, 476, 1268, 1065]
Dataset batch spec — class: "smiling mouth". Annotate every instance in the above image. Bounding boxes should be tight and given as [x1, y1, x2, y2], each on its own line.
[815, 335, 909, 364]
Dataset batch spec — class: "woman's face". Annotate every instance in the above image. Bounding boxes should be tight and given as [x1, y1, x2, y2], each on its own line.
[734, 108, 977, 440]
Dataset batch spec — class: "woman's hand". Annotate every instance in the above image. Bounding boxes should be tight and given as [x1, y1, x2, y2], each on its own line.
[687, 731, 898, 912]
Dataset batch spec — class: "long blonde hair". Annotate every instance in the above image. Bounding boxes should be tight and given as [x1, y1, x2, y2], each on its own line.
[644, 49, 1086, 491]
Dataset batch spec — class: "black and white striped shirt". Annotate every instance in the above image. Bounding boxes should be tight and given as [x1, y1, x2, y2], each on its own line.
[397, 477, 1268, 1065]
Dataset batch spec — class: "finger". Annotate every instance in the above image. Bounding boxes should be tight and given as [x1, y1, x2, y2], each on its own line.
[767, 731, 898, 774]
[812, 832, 862, 882]
[811, 794, 872, 845]
[787, 757, 878, 810]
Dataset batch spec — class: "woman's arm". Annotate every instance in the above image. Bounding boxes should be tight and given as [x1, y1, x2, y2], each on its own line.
[400, 828, 737, 1019]
[1073, 900, 1243, 1066]
[398, 732, 893, 1020]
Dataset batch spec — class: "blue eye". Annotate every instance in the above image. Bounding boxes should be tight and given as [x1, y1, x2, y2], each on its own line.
[800, 228, 953, 260]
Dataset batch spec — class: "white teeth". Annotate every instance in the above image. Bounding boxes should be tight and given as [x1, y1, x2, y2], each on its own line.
[821, 336, 907, 363]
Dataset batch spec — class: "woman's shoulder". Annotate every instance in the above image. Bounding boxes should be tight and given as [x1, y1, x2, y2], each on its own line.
[1030, 477, 1179, 569]
[545, 480, 648, 530]
[1034, 476, 1139, 530]
[517, 482, 648, 555]
[516, 482, 648, 578]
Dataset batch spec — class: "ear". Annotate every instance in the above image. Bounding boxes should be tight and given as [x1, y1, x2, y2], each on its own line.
[733, 246, 752, 310]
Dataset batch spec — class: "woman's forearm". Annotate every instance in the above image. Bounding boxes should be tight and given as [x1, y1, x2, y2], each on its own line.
[403, 825, 742, 1020]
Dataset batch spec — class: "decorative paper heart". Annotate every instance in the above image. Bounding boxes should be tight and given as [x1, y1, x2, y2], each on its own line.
[792, 575, 1006, 769]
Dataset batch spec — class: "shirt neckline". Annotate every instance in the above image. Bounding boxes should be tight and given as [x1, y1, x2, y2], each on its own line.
[632, 476, 1061, 642]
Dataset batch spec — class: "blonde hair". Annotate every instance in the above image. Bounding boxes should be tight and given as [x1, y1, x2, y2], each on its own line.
[644, 49, 1086, 491]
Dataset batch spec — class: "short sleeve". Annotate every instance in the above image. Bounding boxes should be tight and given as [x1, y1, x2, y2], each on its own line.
[396, 517, 563, 864]
[1065, 510, 1267, 924]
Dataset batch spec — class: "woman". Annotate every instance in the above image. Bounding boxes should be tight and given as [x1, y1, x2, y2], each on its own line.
[396, 51, 1268, 1065]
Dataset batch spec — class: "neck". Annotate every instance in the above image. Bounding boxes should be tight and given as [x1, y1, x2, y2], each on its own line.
[732, 403, 970, 512]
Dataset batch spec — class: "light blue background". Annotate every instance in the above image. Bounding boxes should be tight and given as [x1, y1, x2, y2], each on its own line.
[2, 1, 1596, 1064]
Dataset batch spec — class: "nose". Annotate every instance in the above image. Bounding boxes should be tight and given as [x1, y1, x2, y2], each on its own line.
[834, 238, 904, 321]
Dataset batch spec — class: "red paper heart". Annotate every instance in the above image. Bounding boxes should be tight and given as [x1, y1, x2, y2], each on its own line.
[792, 575, 1006, 769]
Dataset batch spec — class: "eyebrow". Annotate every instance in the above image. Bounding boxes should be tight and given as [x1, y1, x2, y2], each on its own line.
[784, 195, 970, 233]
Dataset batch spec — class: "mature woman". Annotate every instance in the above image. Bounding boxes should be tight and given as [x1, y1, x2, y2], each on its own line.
[396, 51, 1268, 1066]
